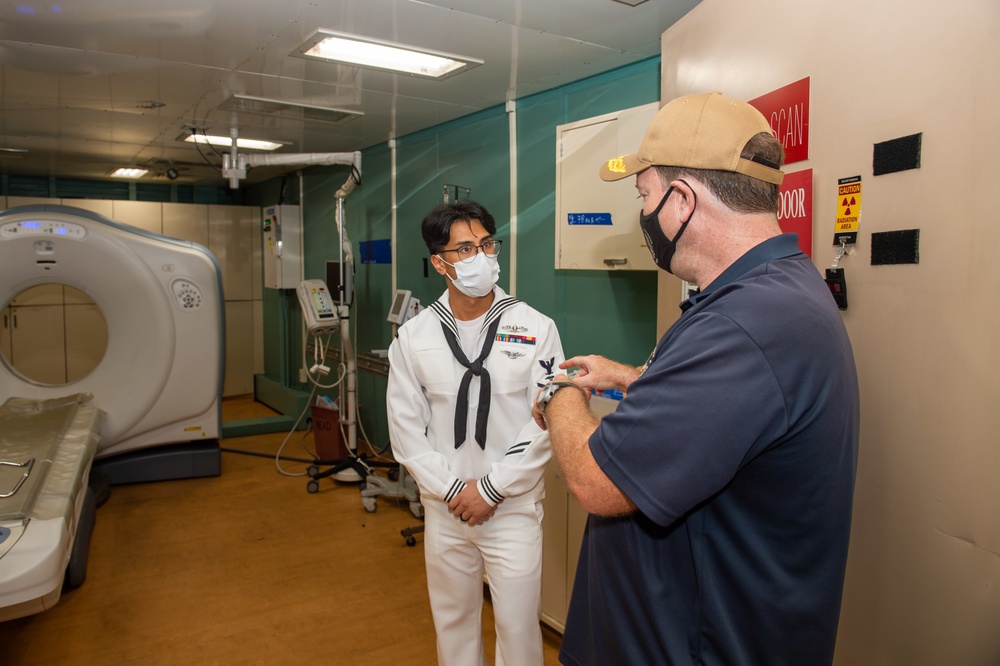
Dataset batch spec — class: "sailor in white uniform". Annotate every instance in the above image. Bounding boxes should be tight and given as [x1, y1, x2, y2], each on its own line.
[387, 200, 564, 666]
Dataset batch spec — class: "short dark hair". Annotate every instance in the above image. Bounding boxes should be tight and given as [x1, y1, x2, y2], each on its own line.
[653, 132, 785, 214]
[421, 200, 497, 254]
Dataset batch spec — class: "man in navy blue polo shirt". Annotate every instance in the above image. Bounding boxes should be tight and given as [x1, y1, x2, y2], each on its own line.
[532, 92, 859, 665]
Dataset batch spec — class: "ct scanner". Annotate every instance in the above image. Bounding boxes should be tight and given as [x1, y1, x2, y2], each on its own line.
[0, 204, 225, 620]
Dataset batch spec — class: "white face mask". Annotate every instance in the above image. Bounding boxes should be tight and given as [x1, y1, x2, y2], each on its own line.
[438, 251, 500, 298]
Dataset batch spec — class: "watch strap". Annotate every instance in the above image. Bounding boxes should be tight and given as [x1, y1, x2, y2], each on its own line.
[537, 380, 585, 413]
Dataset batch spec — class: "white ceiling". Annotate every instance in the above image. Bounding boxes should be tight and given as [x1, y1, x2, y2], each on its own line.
[0, 0, 699, 188]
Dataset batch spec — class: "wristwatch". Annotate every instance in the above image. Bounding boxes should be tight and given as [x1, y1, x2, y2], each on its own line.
[536, 381, 585, 414]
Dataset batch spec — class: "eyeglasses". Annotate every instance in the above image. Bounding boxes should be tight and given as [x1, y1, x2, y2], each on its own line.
[438, 239, 502, 263]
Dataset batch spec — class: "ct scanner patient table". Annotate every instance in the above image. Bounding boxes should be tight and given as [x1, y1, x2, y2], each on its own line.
[0, 393, 105, 621]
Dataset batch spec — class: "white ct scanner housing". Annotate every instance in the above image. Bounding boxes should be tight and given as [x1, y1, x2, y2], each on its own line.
[0, 203, 225, 621]
[0, 204, 224, 469]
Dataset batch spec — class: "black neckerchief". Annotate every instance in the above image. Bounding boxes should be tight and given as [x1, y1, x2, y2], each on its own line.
[429, 295, 520, 449]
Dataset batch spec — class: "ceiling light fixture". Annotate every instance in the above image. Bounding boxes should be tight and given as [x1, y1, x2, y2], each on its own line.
[109, 168, 148, 179]
[181, 132, 284, 151]
[219, 94, 363, 125]
[292, 29, 482, 79]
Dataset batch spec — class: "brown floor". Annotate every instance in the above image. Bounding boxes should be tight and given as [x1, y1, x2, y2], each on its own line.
[0, 395, 563, 665]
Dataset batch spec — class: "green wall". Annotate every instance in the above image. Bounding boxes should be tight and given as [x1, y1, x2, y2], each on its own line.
[515, 59, 661, 364]
[288, 57, 664, 448]
[394, 105, 512, 308]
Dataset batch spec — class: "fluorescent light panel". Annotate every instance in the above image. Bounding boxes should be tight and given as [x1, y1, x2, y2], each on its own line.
[110, 168, 148, 179]
[294, 30, 482, 79]
[183, 133, 283, 151]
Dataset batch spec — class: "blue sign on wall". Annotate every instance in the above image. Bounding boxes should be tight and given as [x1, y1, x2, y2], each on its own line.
[567, 213, 613, 226]
[360, 238, 392, 264]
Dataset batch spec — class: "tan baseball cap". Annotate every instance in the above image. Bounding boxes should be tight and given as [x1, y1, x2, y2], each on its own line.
[599, 91, 784, 185]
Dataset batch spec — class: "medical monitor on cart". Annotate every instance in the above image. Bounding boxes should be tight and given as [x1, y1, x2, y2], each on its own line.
[387, 289, 411, 324]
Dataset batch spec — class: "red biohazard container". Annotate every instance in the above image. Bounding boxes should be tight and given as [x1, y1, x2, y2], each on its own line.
[310, 403, 347, 459]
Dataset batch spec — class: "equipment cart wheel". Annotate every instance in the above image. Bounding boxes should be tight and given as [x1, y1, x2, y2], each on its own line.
[401, 525, 422, 547]
[362, 496, 377, 513]
[307, 479, 320, 493]
[307, 464, 319, 477]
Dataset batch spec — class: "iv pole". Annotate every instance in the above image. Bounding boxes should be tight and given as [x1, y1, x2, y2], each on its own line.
[222, 121, 370, 486]
[297, 157, 372, 489]
[332, 160, 361, 477]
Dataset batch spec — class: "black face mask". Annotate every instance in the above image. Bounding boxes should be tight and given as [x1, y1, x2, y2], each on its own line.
[638, 179, 696, 274]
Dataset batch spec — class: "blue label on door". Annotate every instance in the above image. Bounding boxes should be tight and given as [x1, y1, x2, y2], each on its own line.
[567, 213, 613, 226]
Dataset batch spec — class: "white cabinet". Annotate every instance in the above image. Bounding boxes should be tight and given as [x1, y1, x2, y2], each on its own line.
[7, 299, 67, 384]
[2, 285, 106, 385]
[65, 287, 108, 383]
[540, 395, 621, 632]
[164, 202, 208, 247]
[5, 285, 68, 384]
[555, 102, 660, 271]
[111, 200, 162, 233]
[541, 462, 589, 633]
[0, 311, 8, 365]
[61, 199, 113, 217]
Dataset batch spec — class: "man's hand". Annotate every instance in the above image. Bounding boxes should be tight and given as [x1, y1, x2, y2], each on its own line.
[448, 481, 498, 526]
[560, 355, 639, 394]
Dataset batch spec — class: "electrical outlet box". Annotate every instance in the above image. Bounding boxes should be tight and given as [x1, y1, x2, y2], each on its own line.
[825, 268, 848, 310]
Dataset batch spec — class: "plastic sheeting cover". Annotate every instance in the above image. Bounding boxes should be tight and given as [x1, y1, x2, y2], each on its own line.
[0, 394, 105, 524]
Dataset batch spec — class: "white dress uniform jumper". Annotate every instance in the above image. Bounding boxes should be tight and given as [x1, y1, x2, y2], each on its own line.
[387, 286, 565, 666]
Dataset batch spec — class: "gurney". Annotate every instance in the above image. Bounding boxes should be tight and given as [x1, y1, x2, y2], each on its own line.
[0, 394, 105, 621]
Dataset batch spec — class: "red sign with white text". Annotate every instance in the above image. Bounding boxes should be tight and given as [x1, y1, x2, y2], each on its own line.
[777, 169, 813, 257]
[749, 77, 810, 165]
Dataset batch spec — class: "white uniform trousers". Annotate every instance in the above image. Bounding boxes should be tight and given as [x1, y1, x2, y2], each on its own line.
[423, 497, 545, 666]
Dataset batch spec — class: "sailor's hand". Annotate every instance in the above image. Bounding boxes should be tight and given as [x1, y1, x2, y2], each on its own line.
[532, 386, 549, 430]
[448, 481, 498, 526]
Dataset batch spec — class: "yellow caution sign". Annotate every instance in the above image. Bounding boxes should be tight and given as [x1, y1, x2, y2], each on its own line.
[834, 176, 861, 245]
